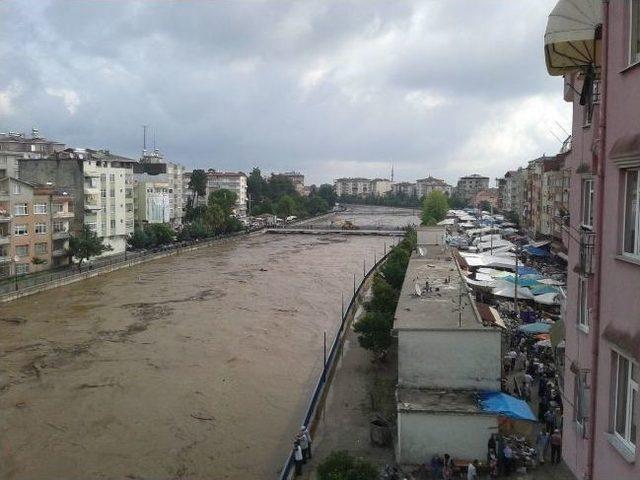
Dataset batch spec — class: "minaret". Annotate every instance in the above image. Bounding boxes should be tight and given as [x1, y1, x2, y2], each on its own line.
[391, 164, 394, 182]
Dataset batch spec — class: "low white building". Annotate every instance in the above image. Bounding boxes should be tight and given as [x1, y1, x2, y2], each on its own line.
[394, 227, 503, 464]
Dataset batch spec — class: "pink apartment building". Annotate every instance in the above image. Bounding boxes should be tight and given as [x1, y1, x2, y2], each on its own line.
[545, 1, 639, 479]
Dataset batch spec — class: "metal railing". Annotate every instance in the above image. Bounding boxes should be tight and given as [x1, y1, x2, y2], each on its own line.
[277, 249, 392, 480]
[0, 232, 246, 297]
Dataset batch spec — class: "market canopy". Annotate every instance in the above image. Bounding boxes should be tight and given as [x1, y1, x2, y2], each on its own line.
[544, 0, 602, 76]
[493, 284, 535, 300]
[478, 391, 537, 421]
[525, 246, 550, 257]
[518, 322, 552, 334]
[534, 292, 563, 305]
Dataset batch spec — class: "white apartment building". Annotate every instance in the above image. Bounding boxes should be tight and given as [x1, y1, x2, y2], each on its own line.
[371, 178, 392, 196]
[133, 173, 171, 225]
[206, 170, 248, 217]
[82, 151, 136, 254]
[334, 178, 372, 197]
[137, 150, 184, 226]
[416, 176, 453, 198]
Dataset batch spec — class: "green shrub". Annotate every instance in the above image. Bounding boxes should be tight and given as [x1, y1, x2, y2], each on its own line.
[317, 451, 378, 480]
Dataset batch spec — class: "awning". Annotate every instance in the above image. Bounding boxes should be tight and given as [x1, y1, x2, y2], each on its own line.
[478, 391, 537, 422]
[524, 246, 550, 257]
[475, 303, 506, 329]
[609, 132, 640, 168]
[518, 322, 553, 334]
[544, 0, 602, 76]
[534, 292, 562, 306]
[493, 285, 535, 300]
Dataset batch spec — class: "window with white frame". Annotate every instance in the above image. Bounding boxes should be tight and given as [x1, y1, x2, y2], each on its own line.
[34, 203, 47, 214]
[612, 350, 637, 451]
[14, 203, 28, 216]
[12, 183, 22, 194]
[581, 178, 594, 228]
[630, 0, 640, 64]
[623, 169, 639, 257]
[578, 276, 589, 329]
[15, 245, 28, 257]
[35, 223, 47, 234]
[53, 203, 64, 213]
[35, 243, 47, 254]
[13, 224, 27, 236]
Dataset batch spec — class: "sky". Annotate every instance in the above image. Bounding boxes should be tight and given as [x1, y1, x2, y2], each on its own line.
[0, 0, 571, 186]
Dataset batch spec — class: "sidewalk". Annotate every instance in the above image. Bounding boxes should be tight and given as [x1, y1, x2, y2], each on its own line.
[300, 308, 396, 479]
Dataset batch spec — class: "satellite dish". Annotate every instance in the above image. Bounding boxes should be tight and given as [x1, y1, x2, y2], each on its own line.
[418, 247, 426, 257]
[414, 283, 422, 297]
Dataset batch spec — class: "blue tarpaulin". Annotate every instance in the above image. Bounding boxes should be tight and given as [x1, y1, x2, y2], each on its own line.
[503, 275, 540, 287]
[478, 391, 537, 421]
[530, 284, 560, 295]
[518, 322, 552, 334]
[525, 246, 550, 257]
[517, 266, 540, 276]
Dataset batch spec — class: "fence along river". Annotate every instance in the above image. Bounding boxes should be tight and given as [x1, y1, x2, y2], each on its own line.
[0, 205, 418, 480]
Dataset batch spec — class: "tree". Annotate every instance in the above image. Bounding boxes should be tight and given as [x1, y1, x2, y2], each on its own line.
[247, 167, 267, 205]
[366, 275, 399, 316]
[204, 203, 225, 232]
[421, 190, 449, 226]
[267, 174, 297, 199]
[381, 246, 410, 290]
[147, 223, 175, 245]
[448, 191, 468, 209]
[188, 169, 207, 205]
[208, 189, 237, 217]
[307, 195, 328, 215]
[68, 225, 112, 270]
[127, 228, 152, 249]
[317, 451, 378, 480]
[478, 200, 493, 212]
[276, 194, 296, 217]
[317, 184, 337, 207]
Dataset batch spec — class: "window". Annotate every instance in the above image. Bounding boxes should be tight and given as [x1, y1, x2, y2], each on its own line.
[35, 223, 47, 234]
[15, 245, 28, 257]
[34, 203, 47, 214]
[110, 219, 116, 230]
[53, 221, 66, 233]
[574, 370, 589, 431]
[15, 263, 29, 275]
[612, 350, 638, 451]
[14, 203, 28, 216]
[578, 277, 589, 330]
[12, 183, 21, 195]
[581, 179, 594, 228]
[110, 174, 115, 182]
[13, 225, 27, 236]
[35, 243, 47, 254]
[109, 188, 115, 198]
[630, 0, 640, 64]
[623, 169, 639, 257]
[53, 203, 64, 213]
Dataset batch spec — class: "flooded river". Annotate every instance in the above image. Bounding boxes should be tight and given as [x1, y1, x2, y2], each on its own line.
[0, 206, 415, 480]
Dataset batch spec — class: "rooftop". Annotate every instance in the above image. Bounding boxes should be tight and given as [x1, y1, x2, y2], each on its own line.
[397, 387, 491, 415]
[393, 246, 486, 331]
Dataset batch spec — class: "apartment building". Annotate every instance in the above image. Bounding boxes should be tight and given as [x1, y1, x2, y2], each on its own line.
[391, 181, 417, 197]
[132, 173, 171, 225]
[205, 170, 247, 217]
[545, 1, 639, 479]
[19, 148, 136, 255]
[371, 178, 392, 197]
[0, 129, 65, 179]
[136, 149, 185, 226]
[416, 176, 453, 198]
[333, 177, 371, 197]
[472, 188, 499, 210]
[455, 174, 490, 200]
[0, 177, 73, 278]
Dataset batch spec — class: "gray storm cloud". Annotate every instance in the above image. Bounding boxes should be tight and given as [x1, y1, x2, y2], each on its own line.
[0, 0, 570, 185]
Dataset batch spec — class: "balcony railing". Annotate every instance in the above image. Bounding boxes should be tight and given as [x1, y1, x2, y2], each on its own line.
[52, 249, 67, 257]
[579, 230, 595, 276]
[53, 210, 75, 218]
[52, 230, 70, 240]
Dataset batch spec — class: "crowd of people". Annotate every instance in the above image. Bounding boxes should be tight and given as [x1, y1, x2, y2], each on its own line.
[292, 425, 312, 476]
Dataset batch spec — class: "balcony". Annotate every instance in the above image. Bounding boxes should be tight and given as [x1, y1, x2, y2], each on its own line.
[84, 202, 101, 212]
[84, 186, 100, 195]
[52, 248, 67, 257]
[0, 255, 10, 263]
[0, 191, 9, 201]
[0, 235, 9, 245]
[53, 210, 75, 219]
[52, 230, 70, 240]
[0, 214, 10, 223]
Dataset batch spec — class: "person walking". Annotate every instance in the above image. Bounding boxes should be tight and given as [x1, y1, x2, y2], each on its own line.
[503, 444, 514, 476]
[467, 459, 479, 480]
[293, 441, 304, 476]
[550, 429, 562, 465]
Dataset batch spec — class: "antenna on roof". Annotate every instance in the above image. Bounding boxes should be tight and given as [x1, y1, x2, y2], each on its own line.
[142, 125, 148, 155]
[153, 128, 156, 152]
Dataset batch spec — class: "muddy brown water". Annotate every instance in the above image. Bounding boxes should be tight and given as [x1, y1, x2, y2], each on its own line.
[0, 206, 414, 480]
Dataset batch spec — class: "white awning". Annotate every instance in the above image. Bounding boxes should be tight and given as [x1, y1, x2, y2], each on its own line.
[544, 0, 602, 76]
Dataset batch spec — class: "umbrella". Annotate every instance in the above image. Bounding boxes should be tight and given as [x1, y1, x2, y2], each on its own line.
[518, 322, 552, 334]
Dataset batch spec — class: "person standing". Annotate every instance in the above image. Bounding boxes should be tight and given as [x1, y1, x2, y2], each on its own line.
[487, 434, 496, 462]
[536, 427, 549, 465]
[298, 425, 312, 461]
[550, 429, 562, 464]
[503, 444, 514, 475]
[467, 459, 479, 480]
[443, 453, 454, 480]
[489, 451, 498, 479]
[293, 441, 304, 476]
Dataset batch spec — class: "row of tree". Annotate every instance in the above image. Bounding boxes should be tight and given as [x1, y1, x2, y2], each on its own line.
[247, 168, 336, 217]
[340, 190, 471, 210]
[353, 227, 417, 359]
